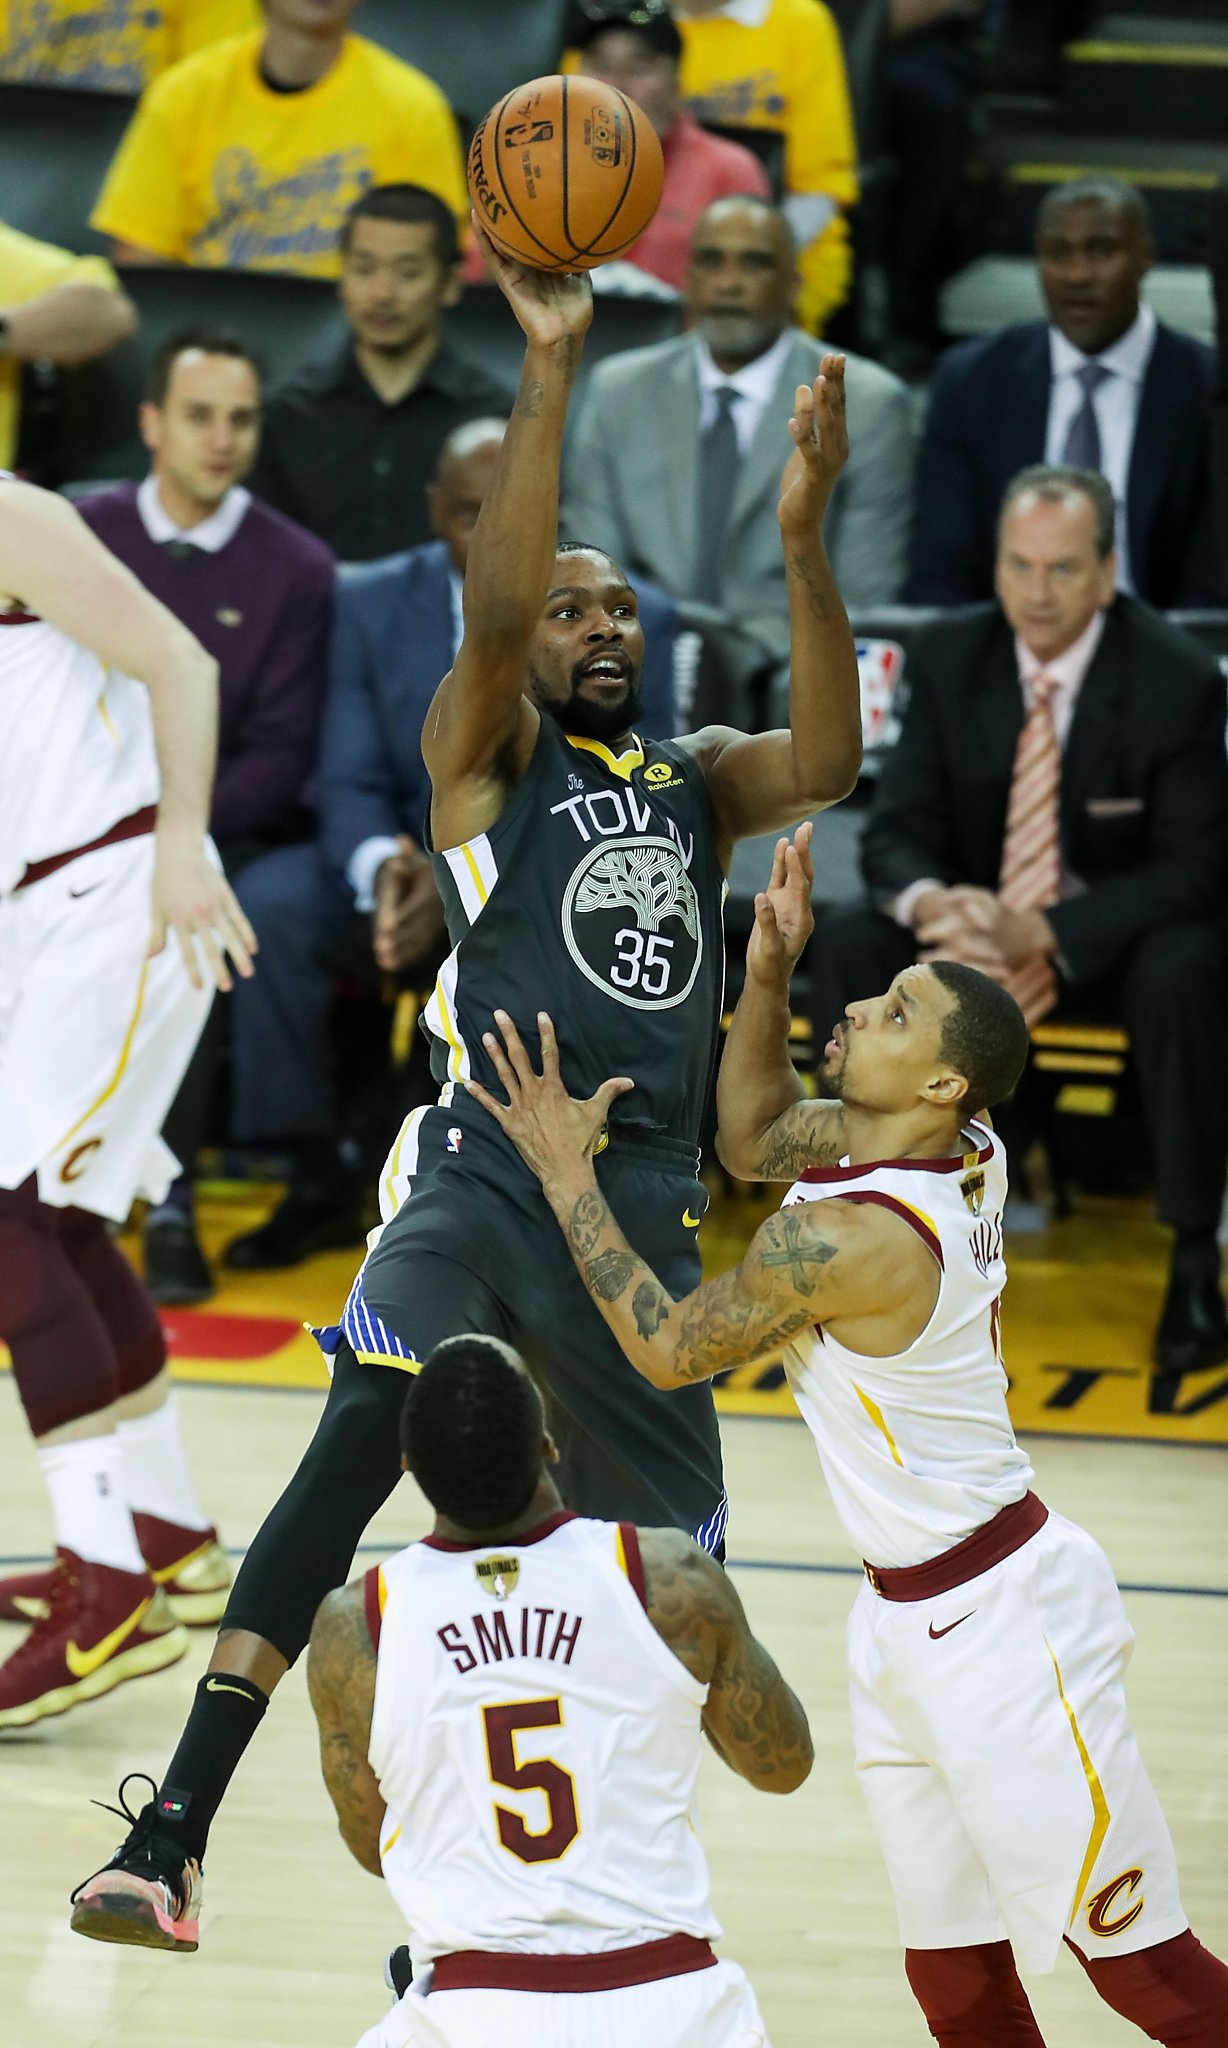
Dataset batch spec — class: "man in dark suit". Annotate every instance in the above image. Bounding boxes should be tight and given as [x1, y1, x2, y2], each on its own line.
[907, 179, 1221, 609]
[223, 416, 684, 1270]
[814, 464, 1228, 1374]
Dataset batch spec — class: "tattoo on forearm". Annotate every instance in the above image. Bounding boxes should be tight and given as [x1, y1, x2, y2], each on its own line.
[516, 379, 545, 418]
[633, 1281, 669, 1340]
[757, 1103, 844, 1182]
[756, 1209, 839, 1286]
[307, 1590, 383, 1872]
[584, 1247, 638, 1301]
[567, 1190, 607, 1259]
[787, 548, 833, 623]
[671, 1277, 815, 1382]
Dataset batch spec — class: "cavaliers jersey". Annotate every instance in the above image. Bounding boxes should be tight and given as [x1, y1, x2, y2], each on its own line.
[780, 1121, 1034, 1569]
[366, 1510, 720, 1970]
[0, 592, 157, 895]
[426, 716, 726, 1148]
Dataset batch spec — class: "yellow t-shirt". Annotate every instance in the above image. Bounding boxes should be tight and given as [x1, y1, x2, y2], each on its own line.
[0, 0, 257, 93]
[676, 0, 858, 328]
[0, 220, 122, 468]
[91, 31, 468, 276]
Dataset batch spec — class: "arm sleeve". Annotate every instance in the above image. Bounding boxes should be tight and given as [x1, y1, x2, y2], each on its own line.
[317, 581, 414, 883]
[212, 556, 334, 840]
[826, 371, 915, 607]
[860, 663, 960, 903]
[90, 73, 191, 258]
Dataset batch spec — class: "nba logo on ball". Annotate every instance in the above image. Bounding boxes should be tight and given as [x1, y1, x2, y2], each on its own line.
[446, 1127, 463, 1154]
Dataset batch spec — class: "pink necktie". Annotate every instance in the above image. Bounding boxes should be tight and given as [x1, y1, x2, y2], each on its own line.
[997, 672, 1060, 1026]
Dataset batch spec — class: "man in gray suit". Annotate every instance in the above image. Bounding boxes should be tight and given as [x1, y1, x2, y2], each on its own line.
[563, 195, 914, 721]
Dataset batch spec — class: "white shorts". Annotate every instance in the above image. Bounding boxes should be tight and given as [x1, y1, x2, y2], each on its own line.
[0, 833, 212, 1221]
[848, 1507, 1188, 1977]
[353, 1958, 770, 2048]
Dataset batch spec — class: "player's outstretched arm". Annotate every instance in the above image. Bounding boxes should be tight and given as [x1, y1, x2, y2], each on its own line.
[0, 478, 255, 992]
[464, 1012, 891, 1388]
[639, 1529, 813, 1794]
[682, 360, 862, 856]
[717, 822, 846, 1180]
[422, 220, 592, 838]
[306, 1583, 385, 1880]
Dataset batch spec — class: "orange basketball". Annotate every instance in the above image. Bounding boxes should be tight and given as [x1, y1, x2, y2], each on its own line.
[467, 74, 664, 273]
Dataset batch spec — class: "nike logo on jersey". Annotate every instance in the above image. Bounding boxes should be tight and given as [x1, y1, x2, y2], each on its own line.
[928, 1612, 975, 1640]
[683, 1208, 702, 1229]
[69, 881, 105, 900]
[64, 1597, 152, 1677]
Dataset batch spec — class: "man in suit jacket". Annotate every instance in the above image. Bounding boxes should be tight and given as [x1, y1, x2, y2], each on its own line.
[813, 465, 1228, 1375]
[222, 418, 684, 1270]
[908, 178, 1221, 608]
[562, 194, 913, 720]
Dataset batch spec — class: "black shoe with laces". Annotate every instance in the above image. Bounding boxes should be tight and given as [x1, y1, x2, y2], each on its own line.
[70, 1773, 202, 1952]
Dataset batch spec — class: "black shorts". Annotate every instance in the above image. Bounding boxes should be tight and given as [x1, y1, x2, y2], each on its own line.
[323, 1101, 727, 1550]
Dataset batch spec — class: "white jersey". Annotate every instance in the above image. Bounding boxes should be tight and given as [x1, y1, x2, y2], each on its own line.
[0, 604, 157, 895]
[781, 1120, 1034, 1568]
[366, 1511, 720, 1973]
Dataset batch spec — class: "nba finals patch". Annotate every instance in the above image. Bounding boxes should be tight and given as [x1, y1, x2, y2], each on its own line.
[961, 1170, 986, 1216]
[475, 1556, 519, 1600]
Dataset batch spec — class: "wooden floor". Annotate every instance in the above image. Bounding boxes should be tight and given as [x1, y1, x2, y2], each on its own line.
[1, 1188, 1227, 2047]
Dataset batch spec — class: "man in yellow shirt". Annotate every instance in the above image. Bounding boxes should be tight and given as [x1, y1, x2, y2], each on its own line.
[673, 0, 858, 330]
[0, 221, 137, 470]
[0, 0, 256, 93]
[91, 0, 467, 278]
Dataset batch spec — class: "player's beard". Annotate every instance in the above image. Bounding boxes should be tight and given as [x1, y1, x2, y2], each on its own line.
[814, 1047, 847, 1101]
[542, 666, 644, 744]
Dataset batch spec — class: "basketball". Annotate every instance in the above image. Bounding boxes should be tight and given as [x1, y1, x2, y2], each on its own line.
[467, 74, 665, 273]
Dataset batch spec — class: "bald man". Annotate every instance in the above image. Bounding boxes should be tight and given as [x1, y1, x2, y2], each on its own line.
[222, 419, 683, 1271]
[563, 195, 914, 721]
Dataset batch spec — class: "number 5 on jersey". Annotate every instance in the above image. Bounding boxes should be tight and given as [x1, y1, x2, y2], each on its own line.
[483, 1698, 580, 1864]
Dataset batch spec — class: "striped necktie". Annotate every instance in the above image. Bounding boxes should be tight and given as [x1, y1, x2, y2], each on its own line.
[997, 671, 1061, 1026]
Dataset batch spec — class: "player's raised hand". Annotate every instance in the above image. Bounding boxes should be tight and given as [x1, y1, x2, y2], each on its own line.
[471, 214, 593, 352]
[465, 1010, 633, 1189]
[746, 822, 815, 987]
[777, 356, 848, 534]
[149, 829, 257, 993]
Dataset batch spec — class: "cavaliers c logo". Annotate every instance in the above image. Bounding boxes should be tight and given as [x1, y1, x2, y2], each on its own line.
[1086, 1868, 1145, 1938]
[60, 1139, 103, 1183]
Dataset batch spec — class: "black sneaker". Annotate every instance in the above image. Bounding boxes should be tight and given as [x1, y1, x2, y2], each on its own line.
[385, 1945, 414, 1997]
[145, 1216, 213, 1306]
[222, 1186, 364, 1271]
[70, 1774, 202, 1953]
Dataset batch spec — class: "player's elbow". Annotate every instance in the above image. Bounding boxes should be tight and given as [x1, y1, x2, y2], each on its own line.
[800, 740, 861, 809]
[714, 1127, 762, 1182]
[757, 1718, 815, 1795]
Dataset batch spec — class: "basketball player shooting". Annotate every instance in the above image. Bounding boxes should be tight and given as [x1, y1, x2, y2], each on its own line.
[69, 213, 861, 1948]
[306, 1334, 811, 2048]
[0, 478, 255, 1731]
[466, 826, 1228, 2046]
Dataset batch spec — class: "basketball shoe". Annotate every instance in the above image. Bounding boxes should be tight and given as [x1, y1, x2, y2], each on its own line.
[0, 1550, 187, 1729]
[71, 1773, 201, 1953]
[0, 1517, 230, 1628]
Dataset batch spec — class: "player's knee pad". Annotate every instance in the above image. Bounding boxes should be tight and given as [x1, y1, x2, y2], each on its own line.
[905, 1943, 1047, 2046]
[55, 1206, 164, 1398]
[0, 1186, 119, 1435]
[1071, 1929, 1228, 2045]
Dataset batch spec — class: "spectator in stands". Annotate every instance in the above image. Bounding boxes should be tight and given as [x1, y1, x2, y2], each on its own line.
[252, 185, 512, 561]
[559, 3, 770, 293]
[0, 0, 256, 93]
[563, 194, 912, 720]
[0, 219, 136, 471]
[90, 0, 466, 276]
[813, 466, 1228, 1377]
[883, 0, 984, 375]
[77, 326, 334, 1303]
[671, 0, 858, 332]
[222, 415, 686, 1269]
[908, 179, 1222, 607]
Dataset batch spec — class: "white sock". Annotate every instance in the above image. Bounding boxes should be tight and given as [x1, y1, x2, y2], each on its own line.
[117, 1394, 210, 1532]
[36, 1435, 146, 1575]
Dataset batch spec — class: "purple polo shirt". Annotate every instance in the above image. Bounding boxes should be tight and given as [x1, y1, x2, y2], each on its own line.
[77, 482, 334, 842]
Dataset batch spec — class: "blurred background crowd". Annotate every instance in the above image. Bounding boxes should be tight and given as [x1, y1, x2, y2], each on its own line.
[2, 0, 1227, 1383]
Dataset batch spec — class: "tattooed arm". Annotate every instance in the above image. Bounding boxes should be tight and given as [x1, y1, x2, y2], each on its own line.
[306, 1582, 385, 1878]
[716, 823, 846, 1181]
[639, 1527, 812, 1793]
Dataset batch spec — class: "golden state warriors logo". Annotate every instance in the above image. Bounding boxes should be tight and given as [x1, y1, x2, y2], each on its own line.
[562, 836, 702, 1012]
[475, 1557, 520, 1600]
[1086, 1869, 1145, 1938]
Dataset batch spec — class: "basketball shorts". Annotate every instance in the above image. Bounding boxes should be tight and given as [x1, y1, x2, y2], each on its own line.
[848, 1507, 1188, 1976]
[315, 1099, 727, 1548]
[353, 1957, 770, 2048]
[0, 834, 212, 1221]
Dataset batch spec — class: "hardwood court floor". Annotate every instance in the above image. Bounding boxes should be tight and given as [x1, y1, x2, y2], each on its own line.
[1, 1189, 1226, 2047]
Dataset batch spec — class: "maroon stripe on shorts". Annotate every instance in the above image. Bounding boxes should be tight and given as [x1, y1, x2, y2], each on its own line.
[430, 1932, 717, 1994]
[15, 804, 158, 892]
[864, 1492, 1048, 1601]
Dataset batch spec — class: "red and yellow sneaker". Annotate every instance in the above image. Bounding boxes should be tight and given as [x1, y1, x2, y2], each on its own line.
[0, 1551, 187, 1730]
[131, 1514, 231, 1626]
[0, 1566, 54, 1625]
[71, 1773, 202, 1953]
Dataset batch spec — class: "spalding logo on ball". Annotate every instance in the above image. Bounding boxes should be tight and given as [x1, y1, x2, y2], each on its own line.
[468, 74, 665, 273]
